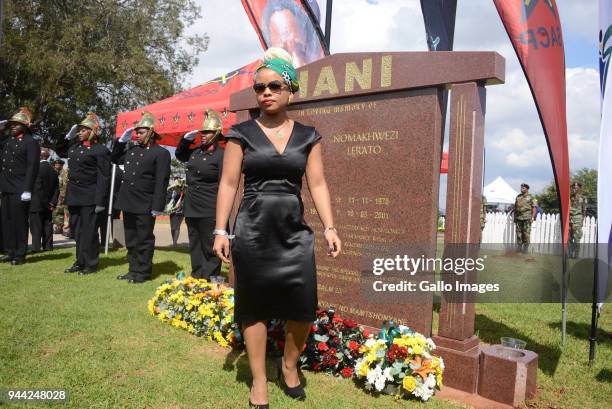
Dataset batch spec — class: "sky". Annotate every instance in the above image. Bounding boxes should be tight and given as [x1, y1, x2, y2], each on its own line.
[184, 0, 600, 203]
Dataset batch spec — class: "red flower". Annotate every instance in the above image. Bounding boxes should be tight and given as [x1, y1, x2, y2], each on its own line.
[327, 348, 337, 356]
[332, 337, 340, 345]
[386, 344, 408, 362]
[348, 340, 359, 351]
[333, 316, 343, 323]
[363, 329, 370, 338]
[343, 319, 357, 328]
[311, 325, 318, 332]
[340, 367, 354, 378]
[312, 362, 321, 372]
[317, 342, 329, 352]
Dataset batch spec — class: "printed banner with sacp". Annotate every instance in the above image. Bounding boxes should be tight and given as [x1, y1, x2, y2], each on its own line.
[493, 0, 570, 243]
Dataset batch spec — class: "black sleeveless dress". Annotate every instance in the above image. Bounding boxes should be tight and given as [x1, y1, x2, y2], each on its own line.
[226, 119, 321, 323]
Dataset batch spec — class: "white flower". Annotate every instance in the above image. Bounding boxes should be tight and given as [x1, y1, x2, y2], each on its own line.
[365, 338, 377, 348]
[374, 375, 387, 392]
[413, 383, 434, 401]
[366, 365, 382, 385]
[382, 367, 393, 381]
[426, 337, 436, 351]
[425, 374, 437, 389]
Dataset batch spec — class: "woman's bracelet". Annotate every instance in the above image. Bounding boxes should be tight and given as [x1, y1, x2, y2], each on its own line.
[213, 229, 235, 239]
[323, 226, 337, 234]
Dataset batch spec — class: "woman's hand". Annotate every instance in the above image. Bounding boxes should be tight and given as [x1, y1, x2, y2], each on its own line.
[324, 230, 341, 258]
[213, 235, 231, 263]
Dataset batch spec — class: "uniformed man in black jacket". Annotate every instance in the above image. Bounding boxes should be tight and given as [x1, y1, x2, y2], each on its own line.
[63, 112, 110, 274]
[176, 109, 225, 279]
[112, 111, 170, 283]
[29, 148, 59, 252]
[0, 108, 40, 265]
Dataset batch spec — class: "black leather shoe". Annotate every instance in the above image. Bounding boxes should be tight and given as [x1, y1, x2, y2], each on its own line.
[276, 357, 305, 400]
[78, 268, 97, 275]
[249, 399, 269, 408]
[11, 259, 25, 265]
[248, 386, 269, 408]
[116, 274, 132, 280]
[65, 264, 83, 273]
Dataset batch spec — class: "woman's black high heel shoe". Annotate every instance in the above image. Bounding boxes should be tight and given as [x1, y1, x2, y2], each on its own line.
[276, 357, 306, 400]
[248, 386, 269, 408]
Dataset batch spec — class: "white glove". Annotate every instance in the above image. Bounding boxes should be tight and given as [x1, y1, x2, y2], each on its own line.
[119, 127, 134, 143]
[151, 210, 163, 217]
[21, 191, 32, 202]
[183, 130, 198, 141]
[0, 120, 7, 131]
[65, 124, 78, 140]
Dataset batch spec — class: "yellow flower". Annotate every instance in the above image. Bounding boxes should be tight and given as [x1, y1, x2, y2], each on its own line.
[358, 362, 369, 377]
[402, 375, 417, 392]
[436, 372, 443, 387]
[147, 299, 155, 315]
[412, 344, 424, 355]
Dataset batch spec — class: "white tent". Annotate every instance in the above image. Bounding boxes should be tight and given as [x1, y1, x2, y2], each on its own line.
[483, 176, 519, 204]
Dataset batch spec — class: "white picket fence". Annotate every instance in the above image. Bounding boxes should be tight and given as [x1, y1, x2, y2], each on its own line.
[481, 212, 597, 256]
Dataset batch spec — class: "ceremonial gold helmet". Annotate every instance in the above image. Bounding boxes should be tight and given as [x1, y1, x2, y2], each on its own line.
[201, 109, 222, 133]
[79, 112, 101, 141]
[200, 109, 224, 145]
[135, 111, 156, 131]
[8, 107, 33, 128]
[134, 111, 160, 144]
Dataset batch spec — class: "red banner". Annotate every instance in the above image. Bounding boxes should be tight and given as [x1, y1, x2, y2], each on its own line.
[115, 60, 261, 147]
[493, 0, 570, 243]
[241, 0, 326, 67]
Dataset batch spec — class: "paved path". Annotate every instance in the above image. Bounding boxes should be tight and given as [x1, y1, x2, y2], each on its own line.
[37, 220, 190, 250]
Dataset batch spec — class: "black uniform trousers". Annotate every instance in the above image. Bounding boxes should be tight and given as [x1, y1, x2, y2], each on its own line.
[124, 212, 156, 281]
[68, 205, 99, 270]
[170, 213, 184, 245]
[30, 210, 53, 251]
[186, 217, 220, 279]
[97, 209, 121, 245]
[1, 193, 30, 261]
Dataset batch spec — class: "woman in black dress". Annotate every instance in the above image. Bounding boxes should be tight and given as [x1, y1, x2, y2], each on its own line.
[213, 48, 341, 408]
[176, 109, 224, 279]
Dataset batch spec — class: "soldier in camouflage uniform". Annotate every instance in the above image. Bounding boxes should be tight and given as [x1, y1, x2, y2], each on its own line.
[52, 160, 67, 234]
[569, 182, 587, 258]
[512, 183, 537, 253]
[480, 195, 487, 242]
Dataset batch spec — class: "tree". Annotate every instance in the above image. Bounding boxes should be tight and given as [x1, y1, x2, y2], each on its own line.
[536, 168, 598, 217]
[0, 0, 208, 155]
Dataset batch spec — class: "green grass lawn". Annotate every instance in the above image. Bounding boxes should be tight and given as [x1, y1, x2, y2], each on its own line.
[0, 247, 610, 408]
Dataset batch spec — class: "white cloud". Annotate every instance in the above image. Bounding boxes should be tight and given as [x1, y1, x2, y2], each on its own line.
[187, 0, 261, 87]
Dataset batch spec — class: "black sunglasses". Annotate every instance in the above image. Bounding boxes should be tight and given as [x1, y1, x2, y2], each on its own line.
[253, 80, 286, 93]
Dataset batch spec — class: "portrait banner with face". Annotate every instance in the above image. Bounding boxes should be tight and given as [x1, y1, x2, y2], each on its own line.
[241, 0, 327, 67]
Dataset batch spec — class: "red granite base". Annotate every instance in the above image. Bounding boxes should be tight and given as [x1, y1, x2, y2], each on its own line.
[478, 345, 538, 407]
[433, 335, 480, 393]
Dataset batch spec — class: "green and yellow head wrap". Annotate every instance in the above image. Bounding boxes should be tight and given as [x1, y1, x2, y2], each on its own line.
[256, 58, 299, 93]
